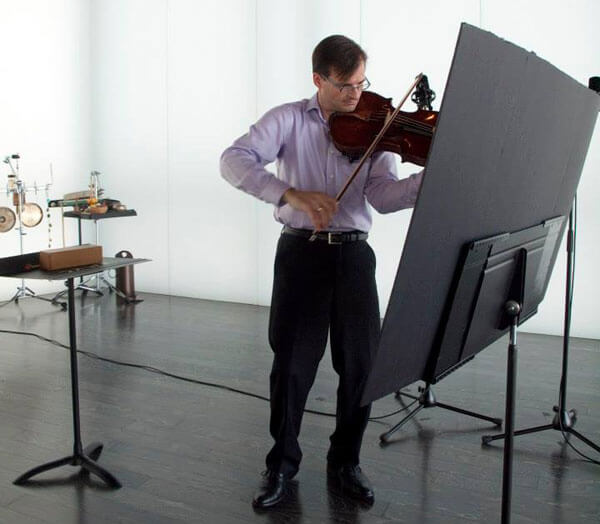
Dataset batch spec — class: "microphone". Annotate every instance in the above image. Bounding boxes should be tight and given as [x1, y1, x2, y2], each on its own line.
[3, 154, 20, 164]
[589, 76, 600, 94]
[411, 75, 436, 111]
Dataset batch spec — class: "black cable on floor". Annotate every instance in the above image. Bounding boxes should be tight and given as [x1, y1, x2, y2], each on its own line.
[0, 327, 414, 425]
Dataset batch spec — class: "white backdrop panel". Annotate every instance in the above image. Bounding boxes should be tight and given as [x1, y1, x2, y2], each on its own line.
[86, 0, 599, 338]
[254, 0, 361, 306]
[91, 0, 169, 294]
[167, 0, 258, 303]
[0, 0, 91, 299]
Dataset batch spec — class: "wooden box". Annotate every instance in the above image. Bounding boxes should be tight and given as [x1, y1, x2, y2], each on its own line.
[40, 244, 103, 271]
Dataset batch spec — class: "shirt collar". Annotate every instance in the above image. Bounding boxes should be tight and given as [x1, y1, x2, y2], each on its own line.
[306, 93, 327, 125]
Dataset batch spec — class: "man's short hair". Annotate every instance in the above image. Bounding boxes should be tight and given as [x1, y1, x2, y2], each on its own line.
[312, 35, 367, 80]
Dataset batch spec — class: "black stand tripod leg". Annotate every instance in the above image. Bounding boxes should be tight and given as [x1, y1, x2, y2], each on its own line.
[13, 456, 74, 485]
[6, 286, 67, 310]
[80, 455, 122, 489]
[380, 404, 425, 442]
[396, 391, 419, 401]
[436, 401, 502, 426]
[83, 442, 104, 462]
[384, 385, 502, 443]
[567, 428, 600, 453]
[28, 291, 67, 310]
[482, 423, 554, 445]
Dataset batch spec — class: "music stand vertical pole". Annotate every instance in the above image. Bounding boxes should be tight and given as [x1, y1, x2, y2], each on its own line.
[501, 300, 521, 524]
[559, 207, 574, 419]
[68, 278, 84, 455]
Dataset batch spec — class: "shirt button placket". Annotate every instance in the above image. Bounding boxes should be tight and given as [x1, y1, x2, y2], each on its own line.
[327, 145, 336, 192]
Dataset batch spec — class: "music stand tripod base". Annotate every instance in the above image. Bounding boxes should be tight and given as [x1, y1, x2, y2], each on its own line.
[380, 383, 502, 443]
[13, 441, 121, 489]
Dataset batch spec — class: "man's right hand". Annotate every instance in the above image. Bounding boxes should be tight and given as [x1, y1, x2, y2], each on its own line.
[282, 189, 338, 231]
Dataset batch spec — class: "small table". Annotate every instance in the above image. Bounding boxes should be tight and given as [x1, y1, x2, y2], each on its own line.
[63, 209, 137, 295]
[6, 257, 149, 488]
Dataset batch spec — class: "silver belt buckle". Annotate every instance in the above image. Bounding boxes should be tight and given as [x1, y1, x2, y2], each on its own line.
[328, 232, 342, 245]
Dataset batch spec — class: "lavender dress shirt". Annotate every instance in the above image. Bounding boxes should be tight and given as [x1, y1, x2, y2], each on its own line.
[220, 93, 423, 232]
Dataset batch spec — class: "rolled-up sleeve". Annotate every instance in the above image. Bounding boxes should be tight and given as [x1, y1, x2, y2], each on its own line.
[220, 107, 293, 206]
[364, 152, 424, 213]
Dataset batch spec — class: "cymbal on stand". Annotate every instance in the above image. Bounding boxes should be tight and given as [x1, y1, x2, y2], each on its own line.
[0, 206, 16, 232]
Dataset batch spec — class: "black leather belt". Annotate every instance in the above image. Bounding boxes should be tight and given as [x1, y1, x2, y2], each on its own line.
[282, 226, 368, 244]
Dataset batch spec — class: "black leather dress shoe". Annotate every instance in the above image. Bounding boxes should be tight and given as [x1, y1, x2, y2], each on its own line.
[252, 470, 287, 509]
[327, 464, 375, 504]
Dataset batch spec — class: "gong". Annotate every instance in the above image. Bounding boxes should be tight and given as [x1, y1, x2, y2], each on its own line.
[20, 202, 43, 227]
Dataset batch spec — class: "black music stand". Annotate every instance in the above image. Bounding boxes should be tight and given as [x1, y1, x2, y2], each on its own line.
[1, 257, 149, 488]
[482, 207, 600, 455]
[434, 219, 565, 523]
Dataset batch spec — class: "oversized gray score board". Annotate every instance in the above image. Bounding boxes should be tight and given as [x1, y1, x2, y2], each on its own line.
[362, 23, 599, 404]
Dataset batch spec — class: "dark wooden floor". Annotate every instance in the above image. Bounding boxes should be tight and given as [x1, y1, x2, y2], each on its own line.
[0, 290, 598, 523]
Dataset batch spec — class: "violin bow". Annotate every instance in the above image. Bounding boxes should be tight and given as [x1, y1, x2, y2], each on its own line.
[309, 73, 424, 242]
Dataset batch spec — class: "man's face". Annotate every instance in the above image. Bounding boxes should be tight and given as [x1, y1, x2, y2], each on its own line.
[313, 61, 366, 119]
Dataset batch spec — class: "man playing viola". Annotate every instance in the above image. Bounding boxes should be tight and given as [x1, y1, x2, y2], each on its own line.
[221, 34, 423, 509]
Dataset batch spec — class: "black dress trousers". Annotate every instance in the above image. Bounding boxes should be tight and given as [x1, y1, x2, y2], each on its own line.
[266, 232, 381, 477]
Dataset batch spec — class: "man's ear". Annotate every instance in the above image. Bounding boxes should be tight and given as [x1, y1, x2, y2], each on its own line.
[313, 72, 323, 89]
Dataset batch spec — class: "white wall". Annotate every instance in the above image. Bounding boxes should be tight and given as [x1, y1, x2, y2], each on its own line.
[0, 0, 91, 298]
[2, 1, 598, 339]
[167, 0, 258, 302]
[254, 0, 362, 304]
[90, 0, 170, 294]
[92, 0, 599, 338]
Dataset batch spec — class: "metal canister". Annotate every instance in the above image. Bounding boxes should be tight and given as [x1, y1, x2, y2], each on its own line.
[115, 250, 137, 303]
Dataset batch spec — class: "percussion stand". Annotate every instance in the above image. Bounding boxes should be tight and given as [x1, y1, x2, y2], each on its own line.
[76, 218, 119, 295]
[51, 215, 119, 300]
[5, 179, 66, 310]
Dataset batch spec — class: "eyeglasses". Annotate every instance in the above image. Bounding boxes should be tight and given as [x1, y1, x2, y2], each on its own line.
[322, 75, 370, 94]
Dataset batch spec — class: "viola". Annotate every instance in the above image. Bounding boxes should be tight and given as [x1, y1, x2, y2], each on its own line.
[308, 74, 433, 240]
[329, 90, 437, 167]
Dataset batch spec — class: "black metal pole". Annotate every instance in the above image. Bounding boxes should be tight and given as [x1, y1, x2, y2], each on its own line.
[559, 209, 574, 416]
[67, 278, 83, 456]
[501, 300, 521, 524]
[78, 218, 84, 284]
